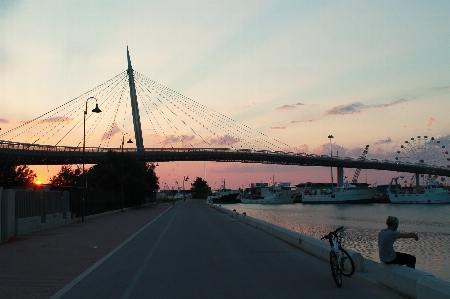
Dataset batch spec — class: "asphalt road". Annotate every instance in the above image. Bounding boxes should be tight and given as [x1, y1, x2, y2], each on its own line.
[55, 199, 406, 299]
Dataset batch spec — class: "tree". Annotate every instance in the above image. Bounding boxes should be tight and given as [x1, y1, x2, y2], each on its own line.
[0, 154, 36, 186]
[190, 177, 211, 198]
[49, 165, 82, 187]
[86, 151, 159, 205]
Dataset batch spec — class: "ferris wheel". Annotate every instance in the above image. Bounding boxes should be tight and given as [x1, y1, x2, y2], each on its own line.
[395, 135, 450, 185]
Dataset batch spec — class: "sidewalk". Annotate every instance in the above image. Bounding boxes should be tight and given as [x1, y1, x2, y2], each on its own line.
[0, 204, 172, 299]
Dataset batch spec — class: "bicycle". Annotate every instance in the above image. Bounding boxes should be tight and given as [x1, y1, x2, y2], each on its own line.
[321, 226, 355, 287]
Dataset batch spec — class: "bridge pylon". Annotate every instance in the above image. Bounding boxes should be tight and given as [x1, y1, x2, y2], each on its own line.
[127, 47, 144, 151]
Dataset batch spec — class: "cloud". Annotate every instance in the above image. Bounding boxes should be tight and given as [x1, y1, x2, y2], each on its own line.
[0, 118, 9, 124]
[290, 119, 317, 124]
[375, 137, 392, 144]
[275, 103, 304, 111]
[180, 135, 195, 143]
[436, 134, 450, 141]
[435, 86, 450, 91]
[377, 98, 408, 108]
[41, 116, 73, 123]
[296, 144, 310, 153]
[373, 148, 385, 155]
[102, 122, 121, 139]
[210, 134, 240, 146]
[325, 102, 366, 115]
[162, 135, 182, 146]
[270, 126, 287, 130]
[325, 99, 408, 115]
[427, 117, 436, 130]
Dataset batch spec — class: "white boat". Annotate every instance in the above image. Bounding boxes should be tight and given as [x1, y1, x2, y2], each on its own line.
[387, 177, 450, 204]
[241, 182, 297, 204]
[301, 182, 376, 204]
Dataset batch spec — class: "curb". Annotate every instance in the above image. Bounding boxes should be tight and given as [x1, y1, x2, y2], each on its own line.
[207, 202, 450, 299]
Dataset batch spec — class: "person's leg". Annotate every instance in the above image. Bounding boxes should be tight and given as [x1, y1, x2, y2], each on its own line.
[392, 252, 416, 268]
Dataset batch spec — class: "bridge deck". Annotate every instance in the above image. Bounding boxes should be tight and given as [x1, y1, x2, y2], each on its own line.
[1, 139, 449, 176]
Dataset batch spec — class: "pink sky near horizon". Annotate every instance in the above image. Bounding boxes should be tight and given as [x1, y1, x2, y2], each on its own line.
[30, 156, 412, 190]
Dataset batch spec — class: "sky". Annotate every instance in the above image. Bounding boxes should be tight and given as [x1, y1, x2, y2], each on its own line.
[1, 0, 450, 189]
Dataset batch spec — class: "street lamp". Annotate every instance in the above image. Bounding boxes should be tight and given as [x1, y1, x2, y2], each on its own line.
[328, 135, 334, 187]
[82, 97, 102, 222]
[183, 175, 189, 201]
[121, 133, 133, 212]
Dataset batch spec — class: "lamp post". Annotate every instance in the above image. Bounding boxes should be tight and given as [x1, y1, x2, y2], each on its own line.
[121, 133, 133, 212]
[328, 135, 334, 187]
[183, 175, 189, 201]
[82, 97, 102, 222]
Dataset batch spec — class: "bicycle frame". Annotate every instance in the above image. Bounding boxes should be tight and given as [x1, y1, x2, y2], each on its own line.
[322, 226, 355, 287]
[325, 231, 343, 271]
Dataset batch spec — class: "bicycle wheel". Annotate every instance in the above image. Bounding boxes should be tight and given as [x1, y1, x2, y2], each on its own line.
[329, 251, 342, 287]
[339, 248, 355, 277]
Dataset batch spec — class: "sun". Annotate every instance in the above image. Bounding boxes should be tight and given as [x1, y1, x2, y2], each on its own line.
[35, 180, 42, 185]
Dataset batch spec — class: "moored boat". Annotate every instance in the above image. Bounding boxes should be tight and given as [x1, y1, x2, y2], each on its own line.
[301, 182, 376, 204]
[386, 177, 450, 204]
[210, 180, 240, 203]
[241, 182, 297, 204]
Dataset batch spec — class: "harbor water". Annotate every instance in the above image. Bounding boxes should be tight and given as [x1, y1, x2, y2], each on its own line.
[222, 202, 450, 282]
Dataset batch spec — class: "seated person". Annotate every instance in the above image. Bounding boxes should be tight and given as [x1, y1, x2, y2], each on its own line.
[378, 216, 419, 268]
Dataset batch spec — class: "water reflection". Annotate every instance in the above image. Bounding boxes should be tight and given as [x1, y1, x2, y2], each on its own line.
[223, 203, 450, 282]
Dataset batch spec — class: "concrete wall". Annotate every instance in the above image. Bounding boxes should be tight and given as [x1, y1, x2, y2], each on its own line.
[208, 203, 450, 299]
[0, 189, 72, 243]
[378, 263, 450, 299]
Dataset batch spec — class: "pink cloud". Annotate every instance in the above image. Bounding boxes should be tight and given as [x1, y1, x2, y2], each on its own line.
[210, 134, 240, 146]
[427, 117, 436, 130]
[297, 144, 310, 153]
[374, 148, 385, 155]
[102, 122, 121, 139]
[275, 103, 304, 110]
[291, 119, 317, 124]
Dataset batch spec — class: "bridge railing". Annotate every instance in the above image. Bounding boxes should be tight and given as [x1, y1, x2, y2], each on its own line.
[1, 140, 449, 174]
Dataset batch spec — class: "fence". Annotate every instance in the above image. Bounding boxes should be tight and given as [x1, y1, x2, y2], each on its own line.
[0, 187, 157, 243]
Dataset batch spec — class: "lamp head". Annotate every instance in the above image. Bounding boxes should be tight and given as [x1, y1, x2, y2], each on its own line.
[127, 138, 133, 144]
[92, 103, 102, 113]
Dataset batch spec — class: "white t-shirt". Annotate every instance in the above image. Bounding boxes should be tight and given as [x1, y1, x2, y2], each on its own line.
[378, 229, 401, 262]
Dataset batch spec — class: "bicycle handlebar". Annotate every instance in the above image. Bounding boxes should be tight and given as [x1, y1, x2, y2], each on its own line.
[321, 226, 345, 241]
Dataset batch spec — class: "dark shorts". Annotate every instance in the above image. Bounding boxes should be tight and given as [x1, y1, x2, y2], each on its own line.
[386, 252, 416, 269]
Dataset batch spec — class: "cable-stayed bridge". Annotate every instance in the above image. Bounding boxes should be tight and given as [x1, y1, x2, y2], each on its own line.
[1, 48, 450, 183]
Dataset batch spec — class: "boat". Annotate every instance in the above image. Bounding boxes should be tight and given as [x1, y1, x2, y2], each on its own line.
[209, 180, 241, 203]
[238, 182, 266, 204]
[386, 177, 450, 203]
[241, 182, 297, 204]
[301, 182, 376, 204]
[206, 194, 219, 204]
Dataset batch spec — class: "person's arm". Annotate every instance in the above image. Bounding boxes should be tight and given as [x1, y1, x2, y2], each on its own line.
[399, 232, 419, 241]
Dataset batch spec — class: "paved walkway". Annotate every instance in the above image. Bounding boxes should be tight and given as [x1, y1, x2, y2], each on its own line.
[0, 204, 172, 299]
[1, 200, 406, 299]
